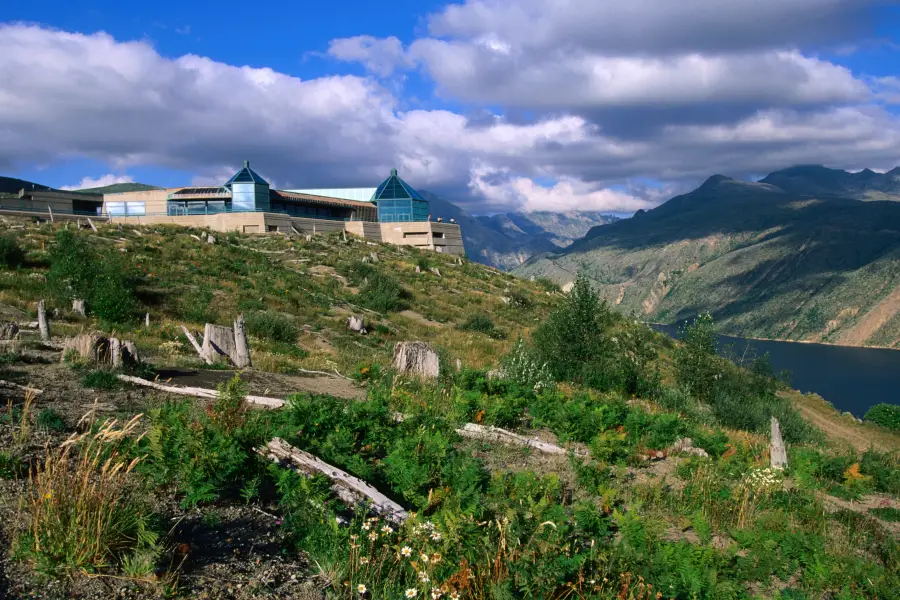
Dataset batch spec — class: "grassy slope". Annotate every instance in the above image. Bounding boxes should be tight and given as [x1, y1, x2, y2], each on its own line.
[0, 218, 898, 599]
[516, 178, 900, 347]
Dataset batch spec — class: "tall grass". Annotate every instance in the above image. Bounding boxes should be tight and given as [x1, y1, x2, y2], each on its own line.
[18, 414, 158, 574]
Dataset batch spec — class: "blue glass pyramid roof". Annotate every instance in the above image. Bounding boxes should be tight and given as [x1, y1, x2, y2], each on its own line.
[225, 161, 269, 186]
[371, 168, 425, 202]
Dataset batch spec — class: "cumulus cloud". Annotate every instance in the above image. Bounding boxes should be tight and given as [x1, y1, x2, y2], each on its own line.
[2, 13, 900, 216]
[328, 35, 412, 77]
[426, 0, 879, 55]
[61, 174, 134, 190]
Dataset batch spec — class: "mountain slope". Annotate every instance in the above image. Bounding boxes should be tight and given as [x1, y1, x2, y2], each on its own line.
[76, 182, 161, 194]
[760, 165, 900, 201]
[478, 210, 620, 247]
[421, 191, 560, 269]
[516, 174, 900, 348]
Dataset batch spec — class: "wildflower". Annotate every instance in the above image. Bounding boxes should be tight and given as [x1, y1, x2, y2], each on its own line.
[431, 553, 442, 563]
[431, 588, 443, 599]
[362, 523, 371, 531]
[360, 557, 369, 565]
[430, 532, 441, 541]
[357, 584, 367, 595]
[406, 589, 418, 598]
[419, 572, 430, 583]
[450, 593, 459, 600]
[420, 554, 429, 563]
[369, 532, 377, 541]
[382, 525, 394, 534]
[401, 546, 412, 557]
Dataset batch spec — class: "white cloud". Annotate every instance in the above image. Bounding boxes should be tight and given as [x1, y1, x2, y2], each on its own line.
[1, 19, 900, 216]
[61, 174, 134, 190]
[328, 35, 412, 77]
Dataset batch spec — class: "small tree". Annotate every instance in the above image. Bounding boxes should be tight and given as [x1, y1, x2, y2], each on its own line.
[674, 312, 721, 402]
[0, 235, 25, 269]
[532, 272, 615, 384]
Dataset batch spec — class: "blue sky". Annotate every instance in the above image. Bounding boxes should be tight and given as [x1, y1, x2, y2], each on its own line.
[1, 0, 899, 214]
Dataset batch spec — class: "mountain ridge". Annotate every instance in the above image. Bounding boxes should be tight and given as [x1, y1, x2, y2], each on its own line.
[516, 165, 900, 348]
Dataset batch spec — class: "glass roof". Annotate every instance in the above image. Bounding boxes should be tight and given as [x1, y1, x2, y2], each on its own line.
[225, 160, 269, 186]
[371, 168, 425, 202]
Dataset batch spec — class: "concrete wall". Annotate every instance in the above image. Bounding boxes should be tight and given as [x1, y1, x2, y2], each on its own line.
[378, 221, 465, 255]
[0, 190, 101, 214]
[103, 189, 170, 215]
[110, 211, 464, 255]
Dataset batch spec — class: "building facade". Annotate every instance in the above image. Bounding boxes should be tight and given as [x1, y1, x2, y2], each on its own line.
[99, 164, 463, 255]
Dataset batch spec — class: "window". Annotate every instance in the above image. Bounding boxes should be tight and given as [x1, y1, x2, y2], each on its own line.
[125, 202, 146, 216]
[106, 202, 125, 216]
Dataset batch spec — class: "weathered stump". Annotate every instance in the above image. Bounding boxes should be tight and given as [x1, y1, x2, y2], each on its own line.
[37, 300, 50, 342]
[62, 333, 109, 363]
[348, 315, 367, 335]
[0, 322, 19, 340]
[233, 314, 252, 369]
[72, 299, 86, 317]
[202, 324, 236, 363]
[770, 417, 788, 470]
[392, 341, 439, 379]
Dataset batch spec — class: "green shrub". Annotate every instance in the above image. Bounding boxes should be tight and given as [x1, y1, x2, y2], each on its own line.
[244, 311, 299, 344]
[82, 369, 120, 390]
[47, 229, 138, 324]
[359, 271, 409, 313]
[0, 235, 25, 269]
[36, 408, 66, 431]
[532, 272, 616, 385]
[869, 507, 900, 522]
[457, 314, 505, 339]
[674, 312, 721, 403]
[864, 403, 900, 431]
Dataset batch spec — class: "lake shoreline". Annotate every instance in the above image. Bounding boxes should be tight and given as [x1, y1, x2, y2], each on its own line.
[645, 321, 900, 352]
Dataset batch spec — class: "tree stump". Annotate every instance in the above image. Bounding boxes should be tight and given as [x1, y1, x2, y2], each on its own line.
[348, 315, 367, 335]
[233, 314, 252, 369]
[392, 341, 439, 379]
[62, 333, 109, 363]
[72, 299, 86, 317]
[0, 322, 19, 340]
[37, 300, 50, 342]
[202, 324, 236, 363]
[770, 417, 788, 470]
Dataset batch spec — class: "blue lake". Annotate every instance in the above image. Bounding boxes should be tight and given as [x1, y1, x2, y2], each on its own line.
[652, 324, 900, 417]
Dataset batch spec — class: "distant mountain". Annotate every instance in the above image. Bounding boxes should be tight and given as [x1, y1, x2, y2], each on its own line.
[516, 171, 900, 348]
[0, 176, 53, 196]
[478, 211, 620, 248]
[760, 165, 900, 201]
[421, 192, 562, 269]
[76, 183, 161, 194]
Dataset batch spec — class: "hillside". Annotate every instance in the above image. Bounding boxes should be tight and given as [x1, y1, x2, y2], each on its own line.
[75, 182, 162, 194]
[516, 174, 900, 347]
[0, 218, 896, 598]
[477, 211, 620, 248]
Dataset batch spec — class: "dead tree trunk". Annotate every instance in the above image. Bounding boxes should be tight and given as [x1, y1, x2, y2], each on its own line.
[0, 322, 19, 340]
[145, 312, 150, 328]
[233, 314, 252, 369]
[37, 300, 50, 342]
[110, 338, 123, 369]
[180, 325, 212, 365]
[72, 299, 86, 317]
[392, 341, 439, 378]
[456, 423, 575, 455]
[258, 438, 408, 524]
[86, 218, 98, 232]
[117, 374, 283, 408]
[770, 417, 788, 470]
[202, 324, 236, 363]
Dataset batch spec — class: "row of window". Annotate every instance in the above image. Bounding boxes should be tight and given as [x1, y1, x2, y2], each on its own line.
[106, 201, 146, 216]
[377, 199, 430, 223]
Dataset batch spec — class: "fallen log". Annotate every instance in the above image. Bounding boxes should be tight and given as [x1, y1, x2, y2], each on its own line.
[0, 380, 43, 395]
[115, 374, 285, 408]
[258, 437, 409, 524]
[456, 423, 577, 456]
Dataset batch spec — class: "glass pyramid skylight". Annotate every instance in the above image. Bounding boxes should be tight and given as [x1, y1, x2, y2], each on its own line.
[371, 168, 425, 202]
[225, 160, 269, 186]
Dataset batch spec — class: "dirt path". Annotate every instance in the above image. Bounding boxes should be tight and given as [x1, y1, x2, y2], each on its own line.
[838, 284, 900, 346]
[787, 391, 900, 452]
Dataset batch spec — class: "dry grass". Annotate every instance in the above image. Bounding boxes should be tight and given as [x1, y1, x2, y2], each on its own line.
[18, 412, 158, 575]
